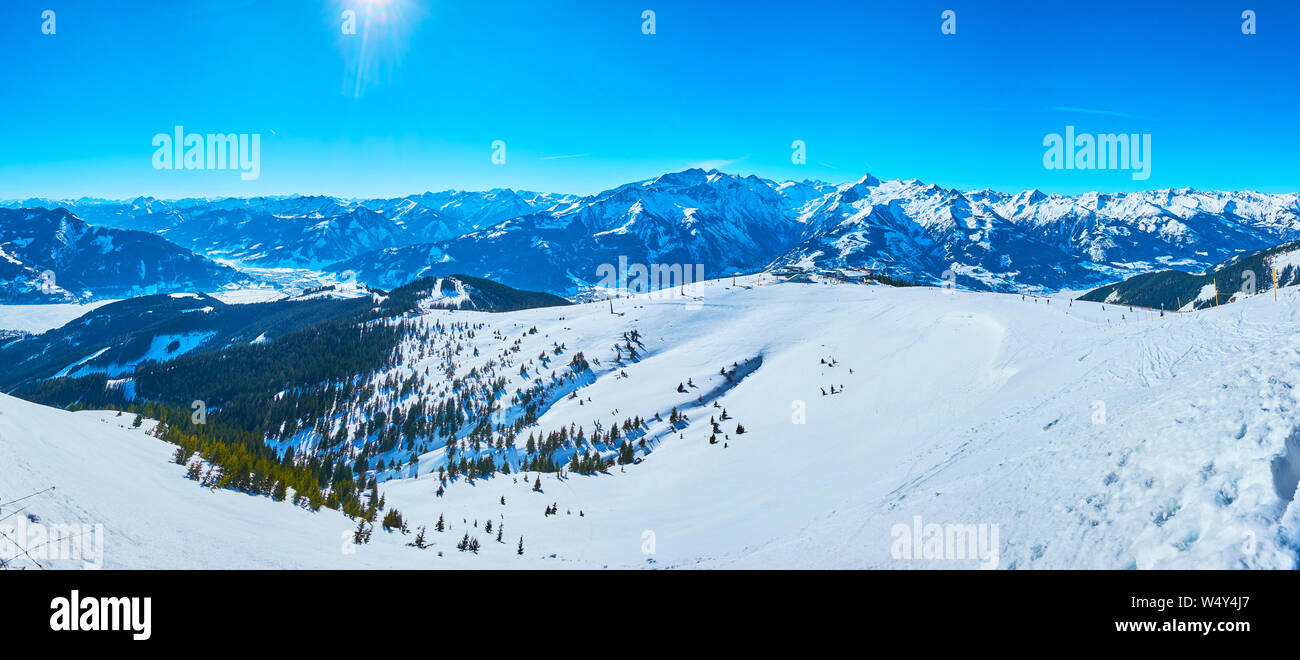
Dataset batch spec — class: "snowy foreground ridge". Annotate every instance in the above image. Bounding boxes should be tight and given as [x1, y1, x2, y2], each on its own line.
[3, 276, 1299, 569]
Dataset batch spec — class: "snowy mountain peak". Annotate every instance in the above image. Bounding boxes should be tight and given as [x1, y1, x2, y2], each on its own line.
[646, 167, 711, 188]
[853, 173, 882, 187]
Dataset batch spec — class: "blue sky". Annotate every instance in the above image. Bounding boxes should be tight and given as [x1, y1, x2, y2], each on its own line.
[1, 0, 1296, 199]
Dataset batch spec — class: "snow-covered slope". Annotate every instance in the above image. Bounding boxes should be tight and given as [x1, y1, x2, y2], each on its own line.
[0, 396, 450, 569]
[6, 278, 1298, 569]
[0, 300, 117, 334]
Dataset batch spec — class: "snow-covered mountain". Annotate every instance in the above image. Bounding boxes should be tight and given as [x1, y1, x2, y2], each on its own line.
[1, 191, 576, 270]
[329, 171, 1300, 295]
[0, 207, 242, 303]
[5, 276, 1298, 568]
[0, 196, 194, 234]
[974, 187, 1296, 274]
[359, 189, 579, 244]
[774, 176, 1104, 290]
[332, 169, 813, 293]
[7, 172, 1298, 296]
[769, 177, 1299, 290]
[164, 198, 409, 267]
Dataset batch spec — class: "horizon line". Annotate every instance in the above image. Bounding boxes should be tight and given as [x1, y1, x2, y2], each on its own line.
[3, 167, 1297, 204]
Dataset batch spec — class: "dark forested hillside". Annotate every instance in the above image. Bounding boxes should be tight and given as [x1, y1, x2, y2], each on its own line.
[1079, 240, 1300, 311]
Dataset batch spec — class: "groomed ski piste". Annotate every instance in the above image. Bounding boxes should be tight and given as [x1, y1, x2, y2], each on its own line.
[3, 275, 1299, 569]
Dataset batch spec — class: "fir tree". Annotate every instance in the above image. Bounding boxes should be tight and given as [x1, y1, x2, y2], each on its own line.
[382, 508, 405, 531]
[352, 517, 371, 545]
